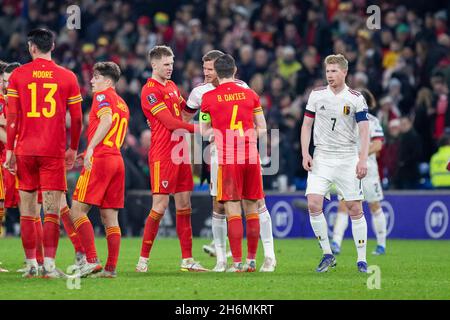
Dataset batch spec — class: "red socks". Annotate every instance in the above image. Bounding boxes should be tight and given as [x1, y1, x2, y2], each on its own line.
[228, 216, 243, 263]
[245, 213, 260, 260]
[105, 226, 121, 272]
[43, 213, 60, 259]
[176, 208, 193, 259]
[35, 217, 44, 264]
[74, 216, 97, 263]
[20, 215, 37, 259]
[140, 210, 163, 258]
[60, 206, 84, 254]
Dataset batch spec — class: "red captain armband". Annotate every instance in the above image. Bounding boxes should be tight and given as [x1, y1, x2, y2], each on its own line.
[447, 161, 450, 171]
[304, 110, 315, 118]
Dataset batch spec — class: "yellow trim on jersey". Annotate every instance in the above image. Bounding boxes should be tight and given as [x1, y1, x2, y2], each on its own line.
[217, 165, 223, 201]
[7, 89, 19, 98]
[253, 106, 263, 114]
[44, 216, 59, 225]
[97, 107, 113, 118]
[67, 94, 83, 103]
[150, 102, 168, 116]
[0, 168, 4, 199]
[153, 161, 160, 193]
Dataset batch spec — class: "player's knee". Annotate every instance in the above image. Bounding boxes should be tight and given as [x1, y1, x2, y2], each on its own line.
[307, 202, 322, 215]
[369, 202, 381, 214]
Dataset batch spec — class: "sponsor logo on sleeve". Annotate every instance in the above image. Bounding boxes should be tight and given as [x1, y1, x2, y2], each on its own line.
[96, 94, 106, 102]
[147, 94, 157, 105]
[98, 101, 110, 108]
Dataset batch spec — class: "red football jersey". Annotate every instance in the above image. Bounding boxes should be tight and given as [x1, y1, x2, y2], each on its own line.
[6, 58, 82, 157]
[141, 78, 188, 162]
[0, 93, 6, 161]
[88, 87, 129, 157]
[201, 82, 263, 164]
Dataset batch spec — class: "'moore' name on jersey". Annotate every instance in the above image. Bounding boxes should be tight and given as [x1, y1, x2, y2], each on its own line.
[305, 85, 368, 155]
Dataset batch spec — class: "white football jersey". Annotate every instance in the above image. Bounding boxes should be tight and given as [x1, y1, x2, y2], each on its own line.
[186, 79, 249, 111]
[366, 113, 384, 178]
[305, 85, 368, 155]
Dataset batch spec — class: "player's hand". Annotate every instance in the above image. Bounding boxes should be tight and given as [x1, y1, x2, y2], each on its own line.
[356, 158, 368, 179]
[3, 150, 16, 175]
[65, 148, 77, 170]
[75, 153, 84, 167]
[84, 148, 94, 171]
[302, 154, 313, 171]
[146, 120, 152, 129]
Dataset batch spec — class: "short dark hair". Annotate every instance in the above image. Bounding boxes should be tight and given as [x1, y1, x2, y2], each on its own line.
[214, 54, 236, 79]
[148, 45, 174, 62]
[359, 88, 376, 110]
[27, 28, 55, 53]
[4, 62, 21, 74]
[0, 60, 7, 75]
[93, 62, 121, 83]
[202, 50, 225, 62]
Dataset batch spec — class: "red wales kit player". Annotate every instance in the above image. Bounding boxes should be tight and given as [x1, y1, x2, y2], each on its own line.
[136, 45, 207, 272]
[5, 29, 83, 278]
[201, 54, 267, 272]
[70, 62, 129, 278]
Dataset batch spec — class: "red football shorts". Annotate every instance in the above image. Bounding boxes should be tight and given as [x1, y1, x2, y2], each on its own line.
[16, 155, 66, 191]
[216, 163, 264, 201]
[1, 167, 20, 208]
[73, 155, 125, 209]
[150, 160, 193, 194]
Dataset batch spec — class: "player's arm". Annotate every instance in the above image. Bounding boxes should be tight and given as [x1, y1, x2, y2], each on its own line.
[154, 107, 197, 133]
[5, 74, 19, 173]
[199, 111, 213, 141]
[183, 88, 201, 122]
[84, 113, 113, 170]
[300, 93, 316, 171]
[356, 97, 369, 179]
[253, 104, 268, 160]
[66, 75, 83, 169]
[0, 127, 6, 144]
[368, 138, 383, 155]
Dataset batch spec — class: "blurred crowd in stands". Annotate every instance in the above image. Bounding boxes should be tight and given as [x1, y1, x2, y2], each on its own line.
[1, 0, 450, 191]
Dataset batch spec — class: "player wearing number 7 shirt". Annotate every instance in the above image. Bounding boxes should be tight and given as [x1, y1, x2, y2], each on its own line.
[5, 28, 83, 278]
[70, 62, 129, 278]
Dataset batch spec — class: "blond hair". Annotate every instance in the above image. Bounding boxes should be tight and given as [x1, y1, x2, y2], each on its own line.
[148, 45, 174, 62]
[324, 54, 348, 70]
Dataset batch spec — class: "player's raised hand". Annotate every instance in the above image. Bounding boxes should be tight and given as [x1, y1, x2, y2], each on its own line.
[84, 148, 94, 170]
[65, 148, 77, 170]
[302, 154, 313, 171]
[3, 150, 16, 175]
[356, 158, 368, 179]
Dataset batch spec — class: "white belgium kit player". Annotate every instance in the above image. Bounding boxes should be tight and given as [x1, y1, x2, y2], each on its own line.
[301, 54, 370, 273]
[182, 50, 276, 272]
[331, 88, 387, 256]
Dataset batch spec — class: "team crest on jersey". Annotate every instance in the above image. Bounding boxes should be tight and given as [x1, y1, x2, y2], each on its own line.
[96, 94, 106, 102]
[164, 94, 169, 99]
[343, 105, 350, 115]
[162, 181, 169, 188]
[147, 94, 157, 105]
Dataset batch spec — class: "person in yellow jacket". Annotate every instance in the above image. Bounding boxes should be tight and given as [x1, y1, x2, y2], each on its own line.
[430, 135, 450, 187]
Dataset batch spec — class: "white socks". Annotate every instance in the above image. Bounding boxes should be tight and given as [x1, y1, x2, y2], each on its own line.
[212, 212, 227, 263]
[371, 209, 387, 248]
[43, 257, 55, 271]
[332, 212, 349, 246]
[138, 256, 149, 265]
[351, 215, 367, 262]
[258, 206, 275, 260]
[310, 213, 332, 255]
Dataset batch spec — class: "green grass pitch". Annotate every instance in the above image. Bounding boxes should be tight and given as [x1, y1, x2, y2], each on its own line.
[0, 237, 449, 300]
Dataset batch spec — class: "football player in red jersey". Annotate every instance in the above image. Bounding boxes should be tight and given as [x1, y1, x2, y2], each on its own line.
[69, 62, 129, 278]
[136, 45, 207, 272]
[0, 60, 8, 272]
[200, 54, 267, 272]
[5, 28, 83, 278]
